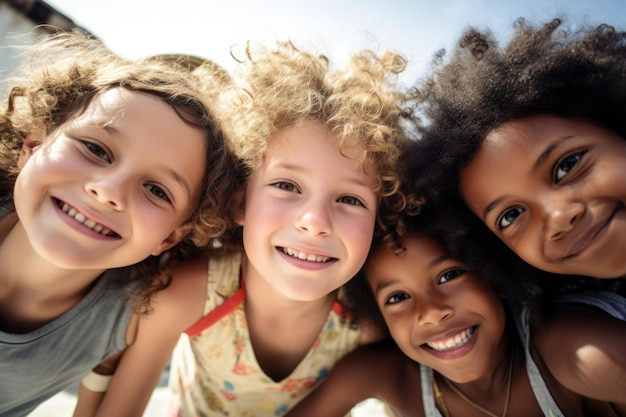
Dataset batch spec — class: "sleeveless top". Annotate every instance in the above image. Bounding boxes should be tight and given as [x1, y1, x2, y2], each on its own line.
[168, 251, 362, 417]
[0, 201, 133, 417]
[420, 289, 626, 417]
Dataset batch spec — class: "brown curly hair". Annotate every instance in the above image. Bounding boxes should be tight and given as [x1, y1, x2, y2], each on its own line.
[0, 32, 238, 312]
[215, 41, 411, 248]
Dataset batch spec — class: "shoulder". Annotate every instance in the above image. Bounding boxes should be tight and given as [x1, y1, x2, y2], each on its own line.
[147, 255, 210, 332]
[531, 303, 626, 404]
[532, 302, 626, 356]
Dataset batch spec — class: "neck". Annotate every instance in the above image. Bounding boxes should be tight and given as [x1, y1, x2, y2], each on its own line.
[445, 332, 517, 399]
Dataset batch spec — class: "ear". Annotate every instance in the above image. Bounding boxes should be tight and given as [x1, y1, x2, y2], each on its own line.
[233, 189, 246, 226]
[151, 224, 192, 256]
[17, 134, 43, 169]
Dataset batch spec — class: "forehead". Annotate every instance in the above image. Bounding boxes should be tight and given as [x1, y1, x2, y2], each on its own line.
[464, 116, 574, 178]
[266, 123, 373, 173]
[479, 115, 614, 157]
[75, 88, 156, 127]
[366, 233, 445, 278]
[268, 122, 365, 156]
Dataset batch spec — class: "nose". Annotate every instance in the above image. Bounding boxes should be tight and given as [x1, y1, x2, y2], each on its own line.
[85, 173, 128, 210]
[294, 198, 332, 236]
[414, 292, 454, 326]
[543, 197, 585, 241]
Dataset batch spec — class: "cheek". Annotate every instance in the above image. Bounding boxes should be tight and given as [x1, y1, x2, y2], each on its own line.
[385, 316, 410, 345]
[601, 164, 626, 198]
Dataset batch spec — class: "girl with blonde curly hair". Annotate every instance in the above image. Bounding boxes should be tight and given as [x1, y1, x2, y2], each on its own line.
[102, 40, 410, 417]
[168, 41, 410, 417]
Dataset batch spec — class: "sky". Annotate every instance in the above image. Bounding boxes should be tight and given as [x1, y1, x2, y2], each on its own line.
[34, 0, 626, 87]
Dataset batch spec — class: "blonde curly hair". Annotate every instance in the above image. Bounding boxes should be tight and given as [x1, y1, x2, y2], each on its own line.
[215, 41, 410, 245]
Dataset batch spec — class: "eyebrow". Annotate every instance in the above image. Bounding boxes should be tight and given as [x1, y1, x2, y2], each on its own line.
[165, 168, 193, 202]
[482, 135, 575, 222]
[532, 135, 575, 172]
[482, 198, 503, 222]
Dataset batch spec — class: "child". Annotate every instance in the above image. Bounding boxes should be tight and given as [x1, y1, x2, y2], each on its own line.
[0, 32, 236, 417]
[285, 199, 626, 417]
[99, 41, 410, 417]
[405, 18, 626, 285]
[167, 41, 411, 417]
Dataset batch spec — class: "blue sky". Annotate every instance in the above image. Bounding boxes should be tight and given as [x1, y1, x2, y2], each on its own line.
[46, 0, 626, 86]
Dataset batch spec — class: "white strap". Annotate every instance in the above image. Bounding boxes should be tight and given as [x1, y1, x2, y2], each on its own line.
[81, 371, 113, 392]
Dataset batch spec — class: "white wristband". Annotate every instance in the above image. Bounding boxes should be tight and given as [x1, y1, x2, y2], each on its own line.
[81, 371, 113, 392]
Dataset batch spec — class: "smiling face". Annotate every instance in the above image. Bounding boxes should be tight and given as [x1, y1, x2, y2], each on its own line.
[14, 88, 207, 270]
[366, 232, 506, 383]
[240, 122, 379, 301]
[460, 115, 626, 279]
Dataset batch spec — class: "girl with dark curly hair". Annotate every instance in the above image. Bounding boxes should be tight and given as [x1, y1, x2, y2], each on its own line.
[285, 199, 626, 417]
[407, 17, 626, 284]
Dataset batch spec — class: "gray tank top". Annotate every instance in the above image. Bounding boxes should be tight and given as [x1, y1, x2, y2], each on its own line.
[0, 201, 133, 417]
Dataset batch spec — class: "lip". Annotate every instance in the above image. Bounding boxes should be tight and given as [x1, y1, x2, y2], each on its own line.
[53, 197, 121, 240]
[420, 326, 477, 360]
[276, 246, 337, 271]
[562, 208, 616, 260]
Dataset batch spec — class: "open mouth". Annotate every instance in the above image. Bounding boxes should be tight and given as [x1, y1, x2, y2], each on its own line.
[424, 326, 476, 352]
[280, 247, 335, 263]
[56, 198, 120, 238]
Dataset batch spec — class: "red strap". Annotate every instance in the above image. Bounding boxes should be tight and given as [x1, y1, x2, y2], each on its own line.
[185, 286, 351, 337]
[185, 287, 245, 338]
[331, 300, 353, 320]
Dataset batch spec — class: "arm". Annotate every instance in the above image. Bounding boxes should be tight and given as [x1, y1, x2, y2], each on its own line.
[286, 341, 410, 417]
[532, 304, 626, 404]
[73, 382, 106, 417]
[74, 257, 209, 417]
[73, 352, 123, 417]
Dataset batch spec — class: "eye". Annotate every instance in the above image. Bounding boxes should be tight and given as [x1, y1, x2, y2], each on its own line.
[83, 141, 111, 162]
[145, 184, 171, 202]
[272, 181, 299, 193]
[338, 195, 364, 207]
[553, 149, 586, 183]
[497, 206, 525, 230]
[438, 268, 464, 284]
[385, 291, 410, 305]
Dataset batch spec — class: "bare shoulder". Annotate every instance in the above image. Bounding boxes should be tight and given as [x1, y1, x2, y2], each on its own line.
[532, 303, 626, 403]
[148, 255, 210, 332]
[533, 303, 626, 356]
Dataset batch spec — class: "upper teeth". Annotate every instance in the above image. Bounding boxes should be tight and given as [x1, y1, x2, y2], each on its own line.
[427, 327, 474, 351]
[283, 247, 330, 262]
[61, 203, 113, 236]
